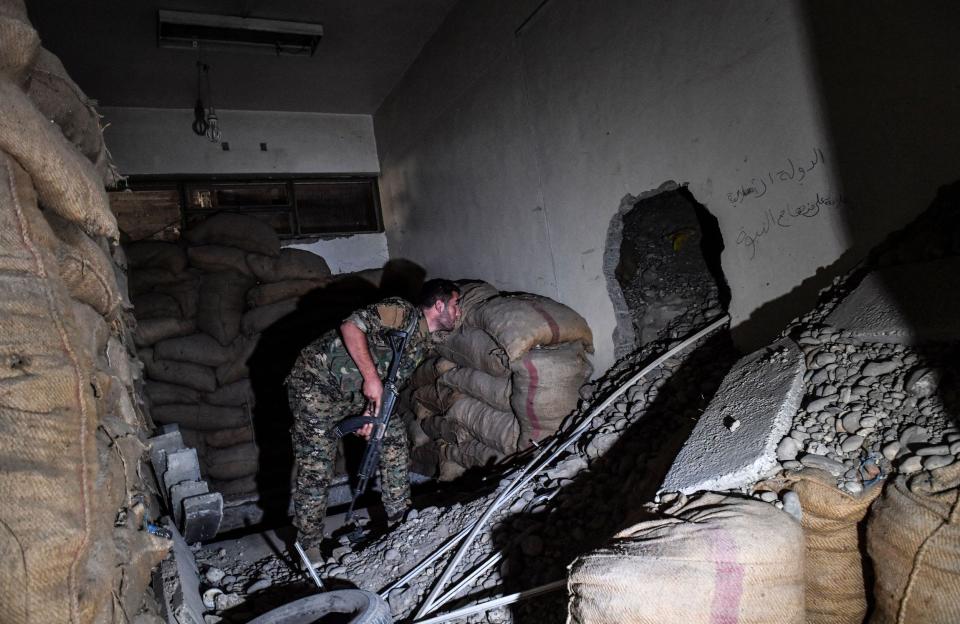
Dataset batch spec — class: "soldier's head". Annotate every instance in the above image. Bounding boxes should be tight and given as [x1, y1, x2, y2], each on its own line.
[418, 279, 461, 332]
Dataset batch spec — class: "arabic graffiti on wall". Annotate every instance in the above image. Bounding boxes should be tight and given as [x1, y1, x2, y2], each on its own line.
[735, 191, 850, 260]
[727, 147, 825, 205]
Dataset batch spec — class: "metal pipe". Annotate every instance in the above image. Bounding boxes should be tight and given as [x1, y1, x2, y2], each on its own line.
[415, 315, 729, 617]
[424, 552, 504, 615]
[412, 580, 567, 624]
[293, 541, 325, 590]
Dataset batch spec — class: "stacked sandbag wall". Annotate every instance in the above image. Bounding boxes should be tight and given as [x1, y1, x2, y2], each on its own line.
[128, 214, 333, 502]
[0, 3, 167, 620]
[407, 281, 593, 479]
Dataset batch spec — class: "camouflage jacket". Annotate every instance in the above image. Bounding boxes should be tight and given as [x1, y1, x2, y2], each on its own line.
[286, 297, 436, 398]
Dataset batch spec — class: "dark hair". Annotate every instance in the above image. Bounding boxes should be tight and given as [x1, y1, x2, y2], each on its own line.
[417, 279, 460, 309]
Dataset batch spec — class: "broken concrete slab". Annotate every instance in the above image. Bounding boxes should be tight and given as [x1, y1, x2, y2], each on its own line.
[827, 257, 960, 344]
[182, 493, 223, 544]
[149, 428, 184, 478]
[661, 338, 805, 494]
[170, 480, 209, 528]
[163, 448, 201, 492]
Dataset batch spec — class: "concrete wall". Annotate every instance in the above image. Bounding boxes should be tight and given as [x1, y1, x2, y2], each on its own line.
[101, 107, 380, 175]
[103, 106, 388, 273]
[375, 0, 960, 374]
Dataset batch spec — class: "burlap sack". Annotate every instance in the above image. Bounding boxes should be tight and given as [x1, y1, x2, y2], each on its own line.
[438, 436, 504, 469]
[777, 469, 881, 624]
[153, 270, 200, 318]
[132, 292, 182, 320]
[247, 247, 330, 282]
[184, 212, 280, 256]
[0, 0, 39, 81]
[241, 297, 299, 335]
[246, 278, 327, 307]
[144, 381, 200, 406]
[187, 244, 253, 276]
[455, 280, 498, 323]
[868, 462, 960, 623]
[410, 441, 442, 477]
[439, 366, 512, 412]
[406, 417, 431, 448]
[205, 379, 254, 407]
[0, 79, 117, 239]
[70, 299, 111, 365]
[141, 351, 217, 392]
[125, 240, 188, 273]
[129, 267, 181, 296]
[511, 342, 592, 445]
[215, 334, 259, 385]
[568, 492, 805, 624]
[133, 317, 196, 347]
[155, 333, 241, 367]
[437, 326, 510, 378]
[45, 212, 124, 316]
[151, 403, 249, 431]
[196, 270, 254, 346]
[445, 396, 519, 454]
[209, 475, 258, 497]
[205, 426, 255, 449]
[0, 153, 107, 623]
[205, 442, 259, 480]
[25, 48, 102, 164]
[410, 356, 458, 390]
[412, 382, 461, 415]
[473, 293, 594, 361]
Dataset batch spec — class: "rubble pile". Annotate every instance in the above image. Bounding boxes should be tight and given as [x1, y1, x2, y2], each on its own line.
[407, 281, 594, 478]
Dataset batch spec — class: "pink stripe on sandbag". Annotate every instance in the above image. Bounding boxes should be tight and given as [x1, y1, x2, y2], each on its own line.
[708, 527, 745, 624]
[522, 357, 542, 441]
[530, 301, 560, 343]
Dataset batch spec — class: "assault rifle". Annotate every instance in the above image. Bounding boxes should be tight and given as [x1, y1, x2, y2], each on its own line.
[331, 314, 417, 528]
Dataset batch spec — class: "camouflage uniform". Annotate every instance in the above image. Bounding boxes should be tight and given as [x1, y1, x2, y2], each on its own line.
[286, 297, 436, 548]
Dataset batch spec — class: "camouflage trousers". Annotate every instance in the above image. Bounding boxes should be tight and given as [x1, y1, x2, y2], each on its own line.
[288, 384, 411, 549]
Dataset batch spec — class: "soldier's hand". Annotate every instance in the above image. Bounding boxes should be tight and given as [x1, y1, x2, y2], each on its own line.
[362, 377, 384, 415]
[356, 423, 374, 440]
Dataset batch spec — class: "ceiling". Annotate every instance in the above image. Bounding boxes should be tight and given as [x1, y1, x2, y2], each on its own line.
[26, 0, 459, 114]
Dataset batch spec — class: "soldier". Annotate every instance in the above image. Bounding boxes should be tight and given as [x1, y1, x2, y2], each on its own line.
[286, 279, 461, 557]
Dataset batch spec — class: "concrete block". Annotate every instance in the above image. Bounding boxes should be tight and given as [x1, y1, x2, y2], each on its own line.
[153, 520, 204, 624]
[661, 338, 805, 494]
[148, 429, 184, 478]
[170, 480, 209, 528]
[827, 258, 960, 344]
[163, 448, 201, 492]
[182, 492, 223, 544]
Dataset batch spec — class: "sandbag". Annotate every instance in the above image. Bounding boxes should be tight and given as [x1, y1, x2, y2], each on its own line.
[132, 292, 181, 319]
[151, 403, 249, 431]
[439, 436, 503, 469]
[445, 396, 519, 454]
[45, 212, 124, 316]
[70, 299, 111, 364]
[410, 356, 458, 390]
[0, 0, 39, 81]
[437, 326, 510, 378]
[133, 316, 196, 347]
[439, 367, 512, 412]
[125, 240, 187, 273]
[568, 492, 805, 624]
[129, 267, 180, 296]
[184, 212, 280, 256]
[455, 279, 498, 323]
[144, 381, 200, 406]
[206, 441, 258, 466]
[511, 342, 592, 444]
[406, 417, 431, 449]
[474, 293, 594, 361]
[247, 247, 330, 282]
[868, 462, 960, 623]
[154, 333, 241, 367]
[412, 382, 460, 415]
[205, 426, 255, 449]
[246, 278, 327, 307]
[241, 296, 299, 335]
[209, 475, 258, 498]
[196, 270, 254, 346]
[153, 270, 200, 318]
[205, 379, 253, 407]
[25, 48, 103, 164]
[141, 352, 217, 392]
[187, 244, 253, 276]
[783, 469, 882, 624]
[0, 78, 118, 239]
[206, 460, 258, 481]
[216, 334, 259, 385]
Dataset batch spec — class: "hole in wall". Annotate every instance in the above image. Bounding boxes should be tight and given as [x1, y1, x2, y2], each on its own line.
[604, 182, 730, 358]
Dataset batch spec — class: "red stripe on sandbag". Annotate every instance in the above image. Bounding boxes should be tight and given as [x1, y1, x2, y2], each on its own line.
[530, 301, 560, 344]
[708, 528, 745, 624]
[522, 357, 542, 441]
